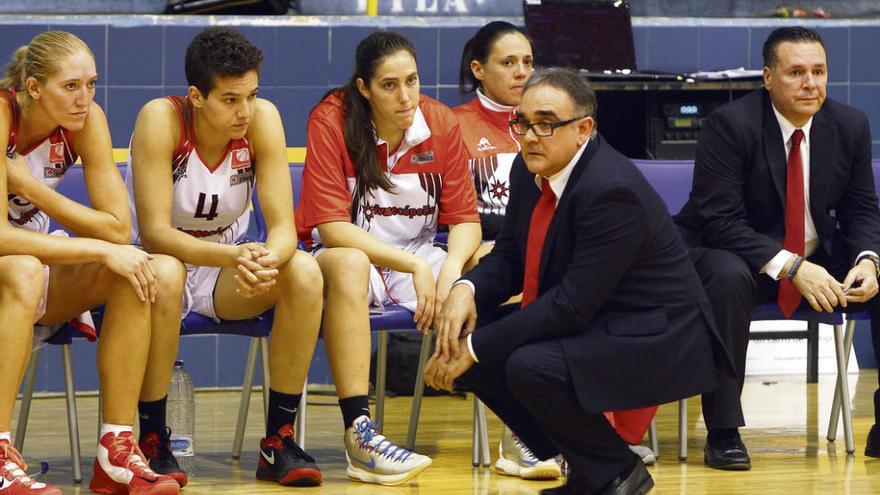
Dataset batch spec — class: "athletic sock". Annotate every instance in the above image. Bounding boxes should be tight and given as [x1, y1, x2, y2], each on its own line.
[0, 432, 10, 442]
[138, 396, 167, 437]
[339, 395, 371, 429]
[100, 423, 133, 438]
[266, 389, 302, 438]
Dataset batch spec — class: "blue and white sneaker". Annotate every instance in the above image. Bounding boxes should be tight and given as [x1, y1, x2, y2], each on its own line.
[344, 416, 431, 486]
[629, 444, 657, 465]
[495, 427, 561, 480]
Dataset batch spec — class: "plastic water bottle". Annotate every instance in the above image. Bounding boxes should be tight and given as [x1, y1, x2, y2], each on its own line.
[167, 360, 195, 478]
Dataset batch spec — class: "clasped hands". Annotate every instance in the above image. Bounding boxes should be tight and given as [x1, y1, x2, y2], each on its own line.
[793, 258, 878, 313]
[423, 284, 478, 392]
[233, 242, 280, 298]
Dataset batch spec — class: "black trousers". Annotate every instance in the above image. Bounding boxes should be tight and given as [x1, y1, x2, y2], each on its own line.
[458, 339, 640, 492]
[692, 248, 880, 429]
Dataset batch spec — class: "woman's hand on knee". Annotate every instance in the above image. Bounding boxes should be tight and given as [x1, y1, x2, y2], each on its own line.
[102, 244, 157, 303]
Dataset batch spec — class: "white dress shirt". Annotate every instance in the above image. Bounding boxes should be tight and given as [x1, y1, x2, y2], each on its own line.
[761, 106, 877, 279]
[457, 139, 591, 362]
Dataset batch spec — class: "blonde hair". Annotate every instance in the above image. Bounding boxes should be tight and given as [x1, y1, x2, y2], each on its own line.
[1, 31, 93, 92]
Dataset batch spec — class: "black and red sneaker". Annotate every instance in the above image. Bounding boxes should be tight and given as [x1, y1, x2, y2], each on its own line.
[256, 424, 321, 486]
[139, 428, 188, 487]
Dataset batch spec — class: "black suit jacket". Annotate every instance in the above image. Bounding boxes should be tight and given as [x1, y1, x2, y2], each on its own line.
[464, 135, 733, 413]
[676, 89, 880, 270]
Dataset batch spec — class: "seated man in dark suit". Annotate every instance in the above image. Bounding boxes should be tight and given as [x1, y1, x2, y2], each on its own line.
[676, 26, 880, 469]
[425, 67, 732, 495]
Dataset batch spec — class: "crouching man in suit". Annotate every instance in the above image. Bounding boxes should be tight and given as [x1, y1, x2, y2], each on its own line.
[424, 67, 733, 495]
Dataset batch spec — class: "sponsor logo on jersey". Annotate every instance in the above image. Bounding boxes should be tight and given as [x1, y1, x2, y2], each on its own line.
[362, 203, 436, 221]
[231, 148, 251, 169]
[43, 164, 65, 179]
[477, 137, 496, 152]
[8, 205, 39, 226]
[49, 142, 65, 165]
[230, 170, 253, 186]
[179, 224, 231, 238]
[410, 151, 434, 164]
[489, 179, 509, 200]
[172, 162, 188, 182]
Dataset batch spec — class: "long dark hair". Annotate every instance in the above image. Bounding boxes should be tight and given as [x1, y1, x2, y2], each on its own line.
[458, 21, 527, 97]
[335, 31, 417, 196]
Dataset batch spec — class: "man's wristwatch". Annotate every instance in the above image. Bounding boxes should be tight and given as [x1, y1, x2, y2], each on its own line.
[857, 254, 880, 278]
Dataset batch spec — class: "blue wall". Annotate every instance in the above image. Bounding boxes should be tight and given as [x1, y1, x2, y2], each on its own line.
[11, 15, 880, 391]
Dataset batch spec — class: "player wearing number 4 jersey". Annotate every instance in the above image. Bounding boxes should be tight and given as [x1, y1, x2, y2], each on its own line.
[126, 27, 323, 487]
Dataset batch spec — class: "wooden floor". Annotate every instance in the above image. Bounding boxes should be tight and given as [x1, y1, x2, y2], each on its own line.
[11, 371, 880, 494]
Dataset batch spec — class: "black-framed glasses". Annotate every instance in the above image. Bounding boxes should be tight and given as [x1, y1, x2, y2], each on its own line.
[508, 115, 588, 137]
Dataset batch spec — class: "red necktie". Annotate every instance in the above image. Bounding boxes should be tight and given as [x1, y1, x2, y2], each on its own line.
[522, 177, 658, 442]
[779, 129, 806, 318]
[522, 178, 556, 307]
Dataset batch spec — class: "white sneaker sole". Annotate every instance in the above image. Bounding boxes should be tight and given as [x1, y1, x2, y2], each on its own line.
[346, 458, 432, 486]
[495, 457, 561, 480]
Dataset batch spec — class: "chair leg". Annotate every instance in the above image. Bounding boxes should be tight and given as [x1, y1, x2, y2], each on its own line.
[375, 331, 388, 433]
[678, 398, 688, 461]
[476, 399, 491, 467]
[61, 344, 82, 483]
[648, 418, 659, 458]
[260, 337, 270, 423]
[832, 323, 855, 454]
[472, 398, 481, 467]
[232, 337, 260, 459]
[405, 332, 432, 451]
[296, 380, 307, 448]
[806, 321, 819, 383]
[14, 347, 40, 451]
[827, 320, 856, 442]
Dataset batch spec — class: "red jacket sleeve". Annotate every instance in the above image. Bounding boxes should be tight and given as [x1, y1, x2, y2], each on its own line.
[299, 116, 353, 235]
[437, 118, 479, 225]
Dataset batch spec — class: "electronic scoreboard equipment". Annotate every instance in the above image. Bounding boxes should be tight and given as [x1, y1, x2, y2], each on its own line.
[649, 101, 718, 159]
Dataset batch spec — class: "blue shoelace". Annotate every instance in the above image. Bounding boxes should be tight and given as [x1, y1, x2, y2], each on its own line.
[354, 419, 413, 463]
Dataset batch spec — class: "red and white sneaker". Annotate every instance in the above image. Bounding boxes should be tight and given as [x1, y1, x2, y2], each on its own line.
[0, 439, 61, 495]
[89, 431, 179, 495]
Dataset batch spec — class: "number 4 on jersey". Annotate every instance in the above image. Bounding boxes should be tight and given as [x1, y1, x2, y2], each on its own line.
[194, 193, 219, 221]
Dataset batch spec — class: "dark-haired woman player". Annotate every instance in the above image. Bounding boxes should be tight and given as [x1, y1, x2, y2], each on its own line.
[296, 31, 481, 485]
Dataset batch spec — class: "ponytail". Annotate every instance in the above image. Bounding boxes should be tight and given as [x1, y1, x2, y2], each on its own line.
[458, 37, 479, 97]
[1, 46, 28, 90]
[457, 21, 529, 97]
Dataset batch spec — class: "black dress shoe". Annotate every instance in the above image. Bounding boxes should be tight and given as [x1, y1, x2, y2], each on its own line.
[540, 472, 589, 495]
[703, 435, 751, 470]
[865, 424, 880, 458]
[596, 462, 654, 495]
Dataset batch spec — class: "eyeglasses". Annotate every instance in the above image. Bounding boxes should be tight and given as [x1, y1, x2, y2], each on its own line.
[508, 115, 588, 137]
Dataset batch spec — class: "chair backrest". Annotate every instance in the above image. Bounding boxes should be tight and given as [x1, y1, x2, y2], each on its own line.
[50, 165, 98, 233]
[291, 164, 304, 207]
[874, 161, 880, 203]
[632, 160, 693, 215]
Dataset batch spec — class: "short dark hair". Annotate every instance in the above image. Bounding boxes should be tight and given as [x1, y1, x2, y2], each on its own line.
[185, 27, 264, 96]
[762, 26, 825, 68]
[523, 67, 597, 120]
